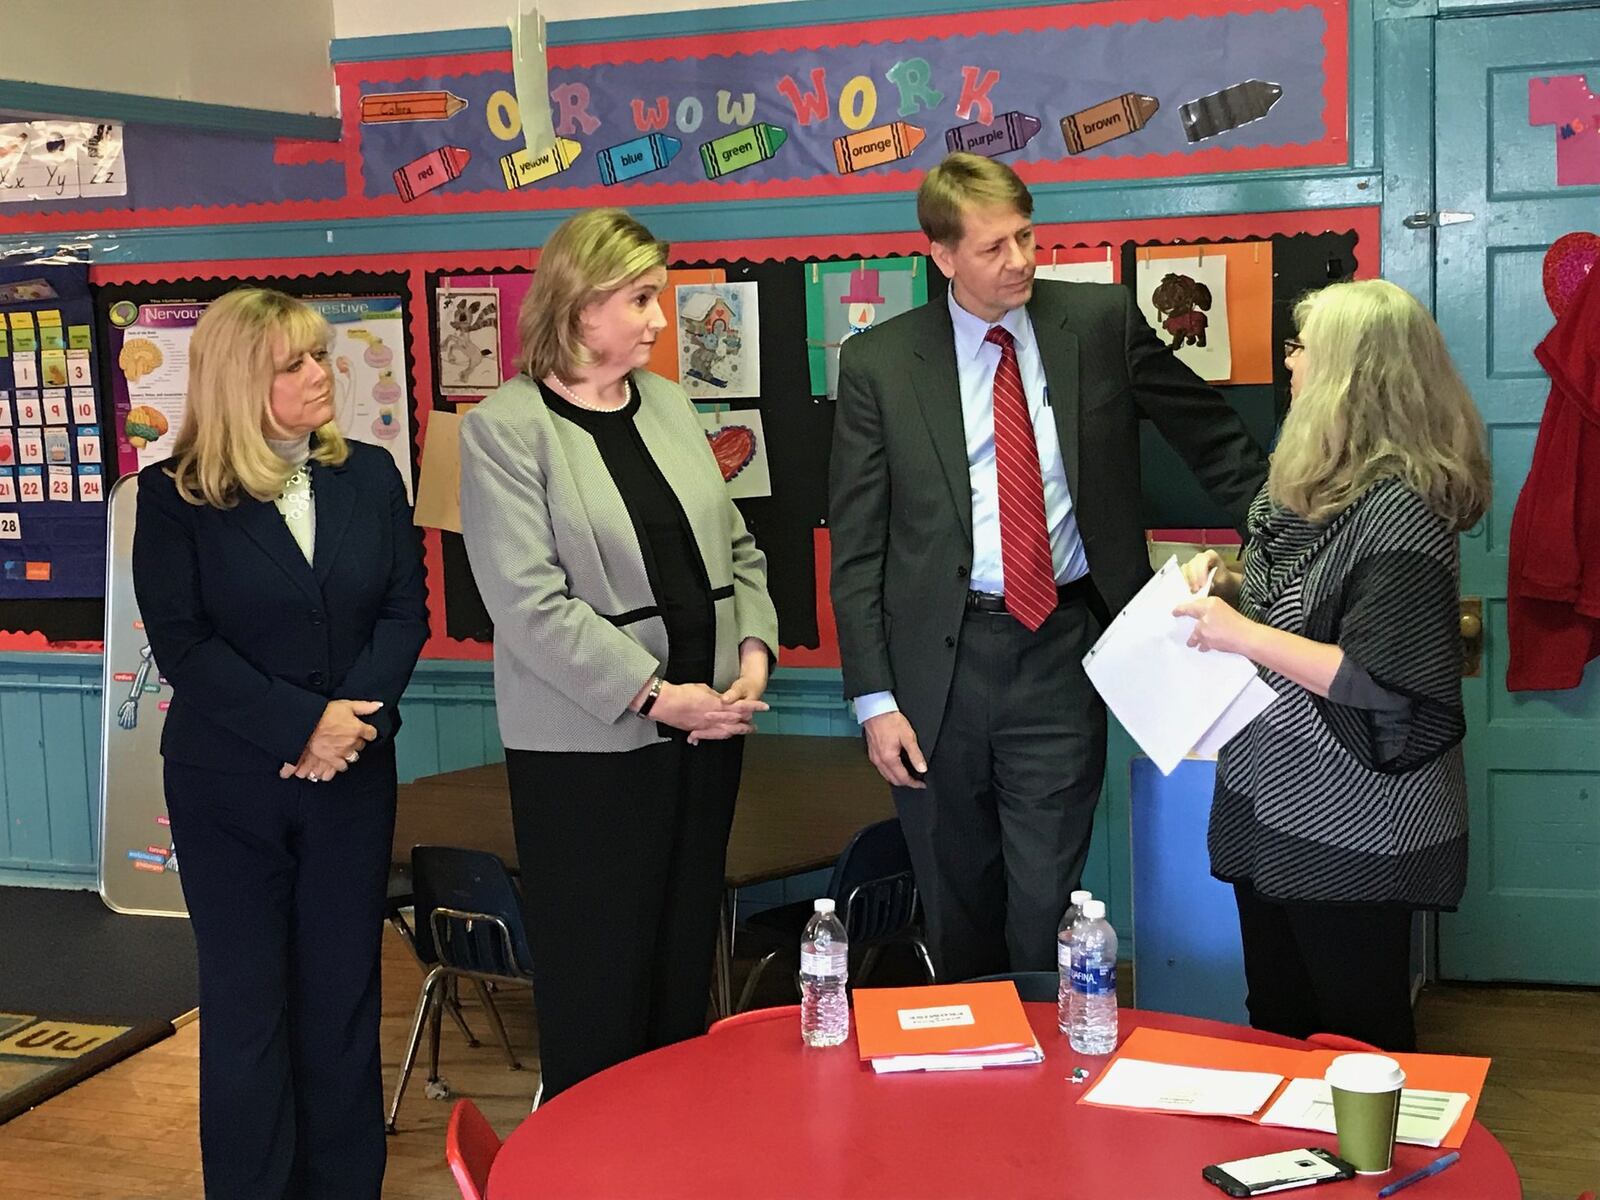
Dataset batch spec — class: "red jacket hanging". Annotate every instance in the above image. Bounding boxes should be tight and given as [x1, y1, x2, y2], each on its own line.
[1506, 260, 1600, 691]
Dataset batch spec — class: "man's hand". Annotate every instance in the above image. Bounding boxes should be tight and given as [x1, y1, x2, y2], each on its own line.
[862, 711, 927, 789]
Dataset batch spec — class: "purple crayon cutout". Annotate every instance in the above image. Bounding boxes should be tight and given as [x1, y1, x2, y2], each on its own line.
[944, 111, 1043, 157]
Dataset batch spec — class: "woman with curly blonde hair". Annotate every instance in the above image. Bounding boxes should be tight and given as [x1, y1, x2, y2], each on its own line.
[1173, 279, 1489, 1052]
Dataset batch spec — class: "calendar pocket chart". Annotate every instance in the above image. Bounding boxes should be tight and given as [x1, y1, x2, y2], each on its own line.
[0, 264, 112, 599]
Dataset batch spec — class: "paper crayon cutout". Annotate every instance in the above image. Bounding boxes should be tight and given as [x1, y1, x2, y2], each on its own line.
[500, 138, 584, 189]
[393, 146, 471, 202]
[834, 122, 925, 175]
[596, 133, 682, 185]
[1179, 80, 1284, 143]
[1060, 93, 1161, 155]
[360, 90, 468, 124]
[700, 123, 788, 180]
[945, 111, 1042, 157]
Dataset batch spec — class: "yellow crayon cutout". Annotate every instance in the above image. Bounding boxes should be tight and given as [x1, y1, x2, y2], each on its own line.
[833, 122, 926, 175]
[499, 138, 584, 189]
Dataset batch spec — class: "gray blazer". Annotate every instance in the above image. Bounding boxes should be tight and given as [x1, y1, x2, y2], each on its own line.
[459, 371, 779, 753]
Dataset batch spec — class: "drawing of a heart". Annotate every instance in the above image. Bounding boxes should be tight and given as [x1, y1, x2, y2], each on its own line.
[1544, 232, 1600, 316]
[706, 424, 756, 482]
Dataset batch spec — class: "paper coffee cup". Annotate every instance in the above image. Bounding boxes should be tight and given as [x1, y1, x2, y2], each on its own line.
[1324, 1053, 1406, 1174]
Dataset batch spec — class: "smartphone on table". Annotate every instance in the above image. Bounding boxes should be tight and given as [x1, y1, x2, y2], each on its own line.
[1202, 1147, 1357, 1196]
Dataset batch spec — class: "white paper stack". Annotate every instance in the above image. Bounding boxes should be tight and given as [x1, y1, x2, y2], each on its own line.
[1083, 556, 1278, 774]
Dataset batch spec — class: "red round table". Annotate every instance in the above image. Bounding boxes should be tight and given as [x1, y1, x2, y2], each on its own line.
[487, 1006, 1519, 1199]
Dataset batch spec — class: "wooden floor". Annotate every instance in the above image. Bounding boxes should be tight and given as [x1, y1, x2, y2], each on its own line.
[2, 934, 1596, 1199]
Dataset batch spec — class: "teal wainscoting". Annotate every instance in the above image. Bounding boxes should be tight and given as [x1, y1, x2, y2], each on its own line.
[0, 654, 1133, 948]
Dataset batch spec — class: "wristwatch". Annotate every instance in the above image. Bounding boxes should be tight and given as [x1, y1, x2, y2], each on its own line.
[637, 676, 663, 718]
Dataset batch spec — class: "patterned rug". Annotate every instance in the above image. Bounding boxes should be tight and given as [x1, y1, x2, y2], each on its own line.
[0, 887, 197, 1124]
[0, 1012, 175, 1123]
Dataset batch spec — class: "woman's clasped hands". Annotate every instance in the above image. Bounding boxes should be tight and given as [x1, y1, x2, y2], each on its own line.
[280, 699, 383, 781]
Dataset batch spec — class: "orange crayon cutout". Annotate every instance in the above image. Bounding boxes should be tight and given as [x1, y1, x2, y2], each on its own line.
[393, 146, 471, 202]
[360, 90, 468, 123]
[833, 121, 926, 175]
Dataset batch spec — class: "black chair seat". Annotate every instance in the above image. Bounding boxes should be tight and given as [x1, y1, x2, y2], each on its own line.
[965, 970, 1059, 1004]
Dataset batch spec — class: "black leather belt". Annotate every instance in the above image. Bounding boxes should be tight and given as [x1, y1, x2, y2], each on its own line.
[965, 575, 1098, 614]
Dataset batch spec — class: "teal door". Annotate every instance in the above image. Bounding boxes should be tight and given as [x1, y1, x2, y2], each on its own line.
[1435, 9, 1600, 983]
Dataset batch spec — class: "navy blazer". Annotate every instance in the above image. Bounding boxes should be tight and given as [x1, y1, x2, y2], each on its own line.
[132, 442, 428, 775]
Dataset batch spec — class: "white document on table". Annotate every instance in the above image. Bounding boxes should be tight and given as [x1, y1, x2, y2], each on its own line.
[1082, 557, 1269, 774]
[1259, 1078, 1470, 1147]
[1081, 1057, 1285, 1116]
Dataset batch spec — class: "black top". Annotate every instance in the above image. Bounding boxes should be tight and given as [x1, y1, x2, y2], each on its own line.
[539, 379, 714, 685]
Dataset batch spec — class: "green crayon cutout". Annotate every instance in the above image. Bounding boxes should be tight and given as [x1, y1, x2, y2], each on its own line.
[699, 123, 788, 180]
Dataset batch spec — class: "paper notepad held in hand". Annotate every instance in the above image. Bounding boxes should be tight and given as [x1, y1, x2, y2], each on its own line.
[1082, 556, 1277, 774]
[853, 983, 1044, 1073]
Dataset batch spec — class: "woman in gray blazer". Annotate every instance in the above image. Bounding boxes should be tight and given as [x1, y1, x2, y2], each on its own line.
[459, 208, 778, 1098]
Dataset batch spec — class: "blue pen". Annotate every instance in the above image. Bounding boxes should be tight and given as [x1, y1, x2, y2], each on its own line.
[1375, 1151, 1461, 1198]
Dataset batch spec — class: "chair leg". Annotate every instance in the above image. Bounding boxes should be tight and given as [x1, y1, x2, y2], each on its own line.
[427, 977, 447, 1089]
[735, 949, 779, 1014]
[389, 910, 478, 1045]
[911, 938, 936, 983]
[471, 977, 523, 1071]
[387, 966, 444, 1132]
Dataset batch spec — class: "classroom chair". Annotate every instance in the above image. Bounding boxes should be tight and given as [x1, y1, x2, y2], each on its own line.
[965, 970, 1060, 1004]
[709, 1004, 802, 1034]
[387, 846, 536, 1133]
[385, 860, 480, 1048]
[445, 1099, 502, 1200]
[734, 817, 935, 1012]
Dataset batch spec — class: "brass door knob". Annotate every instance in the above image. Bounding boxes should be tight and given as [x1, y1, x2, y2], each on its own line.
[1459, 599, 1483, 677]
[1459, 612, 1483, 641]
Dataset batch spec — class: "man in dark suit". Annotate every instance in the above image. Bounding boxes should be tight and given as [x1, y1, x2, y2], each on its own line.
[829, 154, 1268, 982]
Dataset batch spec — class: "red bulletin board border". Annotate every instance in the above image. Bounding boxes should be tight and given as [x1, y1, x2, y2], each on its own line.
[0, 205, 1377, 656]
[0, 0, 1348, 235]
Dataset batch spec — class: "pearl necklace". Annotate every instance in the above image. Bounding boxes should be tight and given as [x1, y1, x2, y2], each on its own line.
[544, 373, 632, 412]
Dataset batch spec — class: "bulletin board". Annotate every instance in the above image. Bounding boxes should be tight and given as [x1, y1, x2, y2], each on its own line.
[0, 0, 1350, 241]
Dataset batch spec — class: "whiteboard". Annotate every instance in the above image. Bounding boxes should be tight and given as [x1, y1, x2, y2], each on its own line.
[98, 473, 187, 917]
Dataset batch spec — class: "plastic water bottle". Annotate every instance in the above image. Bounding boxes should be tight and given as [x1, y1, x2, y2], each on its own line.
[1069, 900, 1119, 1055]
[1057, 889, 1093, 1034]
[800, 898, 850, 1047]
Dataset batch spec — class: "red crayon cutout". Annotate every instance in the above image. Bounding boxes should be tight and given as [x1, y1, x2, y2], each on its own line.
[393, 146, 471, 202]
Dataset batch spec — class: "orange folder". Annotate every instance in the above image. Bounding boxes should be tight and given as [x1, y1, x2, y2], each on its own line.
[1079, 1028, 1490, 1149]
[853, 983, 1038, 1059]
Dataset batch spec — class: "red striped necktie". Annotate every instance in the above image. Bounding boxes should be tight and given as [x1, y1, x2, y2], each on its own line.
[985, 325, 1056, 632]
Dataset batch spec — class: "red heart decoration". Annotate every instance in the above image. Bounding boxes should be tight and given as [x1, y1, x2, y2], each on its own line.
[706, 424, 756, 482]
[1543, 232, 1600, 317]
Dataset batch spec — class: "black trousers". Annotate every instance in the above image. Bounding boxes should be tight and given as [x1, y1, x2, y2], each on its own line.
[506, 735, 743, 1100]
[1233, 881, 1418, 1053]
[895, 597, 1106, 982]
[164, 743, 395, 1200]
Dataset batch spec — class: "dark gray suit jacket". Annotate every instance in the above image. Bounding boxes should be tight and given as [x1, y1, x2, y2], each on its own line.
[828, 280, 1269, 757]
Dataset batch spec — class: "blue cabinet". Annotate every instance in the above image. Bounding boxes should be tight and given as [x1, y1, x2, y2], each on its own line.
[1130, 757, 1248, 1025]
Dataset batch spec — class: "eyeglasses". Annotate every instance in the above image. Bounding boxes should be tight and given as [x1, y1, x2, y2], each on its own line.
[1282, 338, 1305, 358]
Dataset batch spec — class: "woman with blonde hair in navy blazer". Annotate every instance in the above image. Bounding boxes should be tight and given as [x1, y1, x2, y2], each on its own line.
[133, 288, 427, 1199]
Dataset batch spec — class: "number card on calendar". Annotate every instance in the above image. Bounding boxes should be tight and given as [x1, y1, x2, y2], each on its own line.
[0, 511, 19, 539]
[77, 464, 103, 502]
[15, 391, 41, 424]
[47, 464, 73, 501]
[17, 464, 44, 502]
[71, 388, 97, 424]
[0, 471, 15, 504]
[42, 388, 69, 425]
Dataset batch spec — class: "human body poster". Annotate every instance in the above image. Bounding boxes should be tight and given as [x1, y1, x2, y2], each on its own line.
[110, 296, 414, 498]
